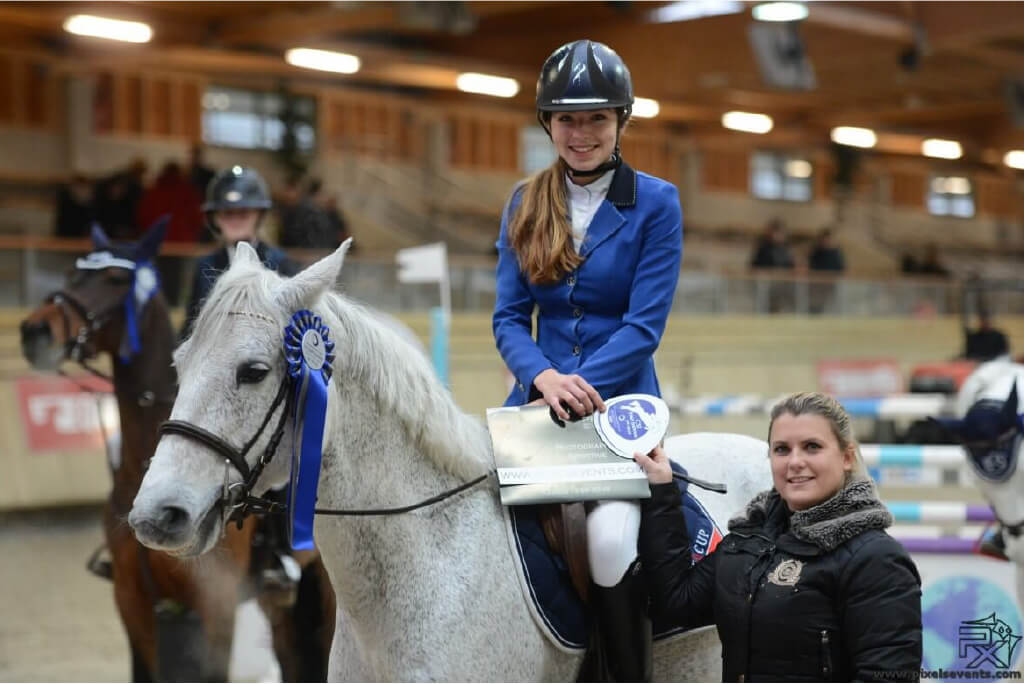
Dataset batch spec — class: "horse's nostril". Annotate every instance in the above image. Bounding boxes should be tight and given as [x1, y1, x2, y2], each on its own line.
[20, 319, 51, 344]
[159, 506, 190, 533]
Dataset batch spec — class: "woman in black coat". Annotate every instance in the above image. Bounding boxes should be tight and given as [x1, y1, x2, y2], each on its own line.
[635, 392, 922, 682]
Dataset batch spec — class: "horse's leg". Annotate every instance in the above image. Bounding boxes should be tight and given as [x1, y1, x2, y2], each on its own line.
[130, 642, 153, 683]
[108, 511, 158, 682]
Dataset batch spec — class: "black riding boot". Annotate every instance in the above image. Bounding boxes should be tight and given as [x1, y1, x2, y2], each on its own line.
[592, 559, 653, 682]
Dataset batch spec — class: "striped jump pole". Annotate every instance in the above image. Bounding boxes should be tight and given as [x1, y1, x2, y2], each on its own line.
[860, 444, 966, 469]
[897, 538, 979, 554]
[673, 394, 957, 419]
[886, 501, 995, 524]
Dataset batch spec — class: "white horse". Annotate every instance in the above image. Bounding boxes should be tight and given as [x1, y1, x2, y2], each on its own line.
[129, 241, 772, 681]
[950, 359, 1024, 607]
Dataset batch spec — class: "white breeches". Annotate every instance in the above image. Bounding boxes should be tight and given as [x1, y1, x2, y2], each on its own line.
[586, 499, 641, 587]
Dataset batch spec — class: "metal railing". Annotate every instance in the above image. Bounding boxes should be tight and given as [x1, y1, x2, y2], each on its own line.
[1, 237, 1019, 317]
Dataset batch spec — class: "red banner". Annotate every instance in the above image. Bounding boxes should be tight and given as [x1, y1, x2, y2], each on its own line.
[817, 359, 904, 397]
[16, 376, 113, 451]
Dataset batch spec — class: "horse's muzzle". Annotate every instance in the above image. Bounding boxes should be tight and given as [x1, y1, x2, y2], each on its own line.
[20, 318, 56, 369]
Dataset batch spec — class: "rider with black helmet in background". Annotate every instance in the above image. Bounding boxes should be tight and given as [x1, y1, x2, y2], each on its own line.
[184, 165, 299, 592]
[493, 40, 683, 681]
[182, 165, 297, 340]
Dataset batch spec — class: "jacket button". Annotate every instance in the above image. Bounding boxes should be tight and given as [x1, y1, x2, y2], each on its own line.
[567, 275, 576, 286]
[572, 345, 581, 356]
[573, 307, 582, 318]
[517, 382, 524, 391]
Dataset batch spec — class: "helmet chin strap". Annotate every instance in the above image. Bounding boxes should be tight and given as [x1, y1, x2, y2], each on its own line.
[565, 152, 621, 179]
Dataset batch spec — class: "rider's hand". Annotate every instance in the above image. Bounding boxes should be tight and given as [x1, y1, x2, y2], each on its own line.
[635, 444, 673, 485]
[532, 369, 605, 421]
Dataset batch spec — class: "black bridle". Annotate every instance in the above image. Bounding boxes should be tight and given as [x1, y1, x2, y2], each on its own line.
[159, 357, 493, 528]
[49, 288, 123, 375]
[160, 378, 295, 525]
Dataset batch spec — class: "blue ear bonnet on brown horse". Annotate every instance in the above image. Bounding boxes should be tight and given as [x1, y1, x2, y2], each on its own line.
[84, 216, 167, 361]
[932, 383, 1024, 482]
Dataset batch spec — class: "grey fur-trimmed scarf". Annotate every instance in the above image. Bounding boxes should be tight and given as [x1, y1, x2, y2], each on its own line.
[728, 479, 894, 551]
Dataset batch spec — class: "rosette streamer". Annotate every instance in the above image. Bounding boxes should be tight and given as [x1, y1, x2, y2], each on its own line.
[283, 310, 335, 549]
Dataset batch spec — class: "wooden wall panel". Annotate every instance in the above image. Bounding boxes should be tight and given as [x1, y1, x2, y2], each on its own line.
[0, 54, 13, 124]
[701, 148, 749, 193]
[976, 176, 1015, 218]
[891, 170, 925, 208]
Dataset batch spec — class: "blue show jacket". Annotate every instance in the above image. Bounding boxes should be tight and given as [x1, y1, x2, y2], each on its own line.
[493, 162, 683, 407]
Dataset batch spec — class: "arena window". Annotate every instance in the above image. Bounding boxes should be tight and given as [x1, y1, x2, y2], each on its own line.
[750, 150, 813, 202]
[201, 86, 316, 152]
[926, 175, 975, 218]
[519, 125, 557, 174]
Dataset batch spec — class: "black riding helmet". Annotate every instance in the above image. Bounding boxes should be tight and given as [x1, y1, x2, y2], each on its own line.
[203, 166, 273, 213]
[536, 39, 634, 176]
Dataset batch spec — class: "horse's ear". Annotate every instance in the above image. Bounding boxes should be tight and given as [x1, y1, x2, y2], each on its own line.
[275, 238, 352, 311]
[229, 241, 260, 267]
[1003, 382, 1019, 422]
[91, 223, 112, 251]
[135, 215, 168, 262]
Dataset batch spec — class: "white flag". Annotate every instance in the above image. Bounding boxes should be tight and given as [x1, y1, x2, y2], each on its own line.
[396, 242, 448, 284]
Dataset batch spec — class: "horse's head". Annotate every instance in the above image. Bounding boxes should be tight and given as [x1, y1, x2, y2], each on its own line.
[130, 240, 351, 556]
[939, 361, 1024, 560]
[20, 219, 167, 369]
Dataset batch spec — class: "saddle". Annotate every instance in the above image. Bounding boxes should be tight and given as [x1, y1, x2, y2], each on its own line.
[537, 502, 592, 605]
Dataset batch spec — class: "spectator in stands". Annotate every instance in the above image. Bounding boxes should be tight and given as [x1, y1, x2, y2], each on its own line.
[635, 392, 922, 682]
[808, 227, 845, 273]
[188, 145, 216, 242]
[54, 173, 95, 238]
[279, 176, 334, 249]
[917, 243, 950, 277]
[900, 251, 919, 274]
[94, 158, 147, 240]
[136, 162, 203, 244]
[808, 228, 845, 314]
[493, 39, 682, 682]
[318, 187, 351, 249]
[964, 312, 1010, 361]
[136, 161, 204, 305]
[187, 144, 215, 200]
[183, 165, 297, 339]
[750, 219, 795, 270]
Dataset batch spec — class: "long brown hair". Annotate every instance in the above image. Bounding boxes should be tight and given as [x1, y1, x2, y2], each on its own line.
[508, 158, 582, 285]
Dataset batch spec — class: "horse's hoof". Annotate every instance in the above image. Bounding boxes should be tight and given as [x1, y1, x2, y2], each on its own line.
[86, 544, 114, 581]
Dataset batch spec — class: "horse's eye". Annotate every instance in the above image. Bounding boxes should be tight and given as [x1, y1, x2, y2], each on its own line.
[236, 363, 270, 385]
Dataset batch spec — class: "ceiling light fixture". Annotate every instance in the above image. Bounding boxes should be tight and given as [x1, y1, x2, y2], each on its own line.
[63, 14, 152, 43]
[722, 110, 774, 134]
[922, 138, 962, 160]
[285, 48, 361, 74]
[648, 0, 744, 24]
[830, 126, 877, 149]
[751, 2, 809, 22]
[1004, 150, 1024, 170]
[632, 97, 661, 119]
[455, 73, 519, 98]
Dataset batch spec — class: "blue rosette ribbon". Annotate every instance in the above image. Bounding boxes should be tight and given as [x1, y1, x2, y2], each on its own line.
[119, 259, 160, 362]
[283, 310, 335, 550]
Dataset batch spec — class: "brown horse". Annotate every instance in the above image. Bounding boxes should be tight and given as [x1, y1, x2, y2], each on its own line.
[20, 220, 261, 681]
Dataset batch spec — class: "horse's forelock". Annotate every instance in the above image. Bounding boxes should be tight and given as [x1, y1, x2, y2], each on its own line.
[178, 262, 284, 374]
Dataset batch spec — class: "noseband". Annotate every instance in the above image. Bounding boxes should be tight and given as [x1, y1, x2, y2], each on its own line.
[160, 376, 294, 525]
[48, 288, 122, 366]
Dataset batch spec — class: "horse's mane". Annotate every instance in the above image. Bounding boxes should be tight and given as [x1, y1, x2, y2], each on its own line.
[177, 259, 493, 482]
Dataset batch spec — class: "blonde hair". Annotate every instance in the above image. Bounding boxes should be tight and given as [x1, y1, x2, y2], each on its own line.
[507, 158, 581, 285]
[769, 391, 869, 484]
